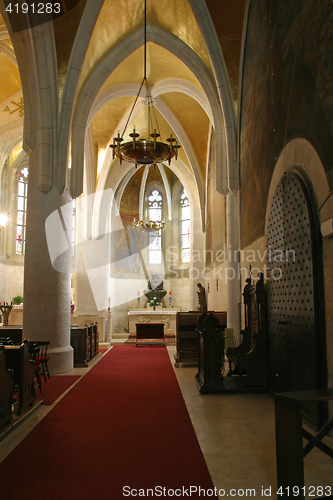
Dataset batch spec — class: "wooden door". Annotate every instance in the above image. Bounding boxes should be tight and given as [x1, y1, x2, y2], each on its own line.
[266, 173, 327, 428]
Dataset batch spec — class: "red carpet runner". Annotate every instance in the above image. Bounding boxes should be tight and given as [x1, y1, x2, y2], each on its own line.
[1, 346, 216, 499]
[35, 375, 81, 404]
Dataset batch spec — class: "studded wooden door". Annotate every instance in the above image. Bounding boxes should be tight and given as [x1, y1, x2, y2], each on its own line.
[266, 173, 326, 428]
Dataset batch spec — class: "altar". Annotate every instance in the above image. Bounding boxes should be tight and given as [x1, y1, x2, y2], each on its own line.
[7, 305, 23, 326]
[128, 309, 180, 343]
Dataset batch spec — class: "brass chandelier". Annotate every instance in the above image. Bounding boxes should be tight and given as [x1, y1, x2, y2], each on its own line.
[109, 0, 181, 168]
[129, 164, 166, 232]
[129, 217, 165, 231]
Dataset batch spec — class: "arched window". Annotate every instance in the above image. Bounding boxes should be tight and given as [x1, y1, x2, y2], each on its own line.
[16, 167, 28, 255]
[148, 189, 162, 264]
[180, 189, 190, 263]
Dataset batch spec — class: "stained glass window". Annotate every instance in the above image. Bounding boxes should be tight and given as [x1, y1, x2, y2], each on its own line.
[148, 190, 162, 264]
[16, 167, 28, 255]
[181, 189, 190, 263]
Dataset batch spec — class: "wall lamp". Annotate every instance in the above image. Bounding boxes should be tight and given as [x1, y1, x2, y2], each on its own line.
[0, 214, 8, 229]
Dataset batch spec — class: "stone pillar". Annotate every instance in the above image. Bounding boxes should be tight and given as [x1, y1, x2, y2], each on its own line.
[23, 148, 73, 374]
[226, 191, 241, 342]
[73, 193, 110, 316]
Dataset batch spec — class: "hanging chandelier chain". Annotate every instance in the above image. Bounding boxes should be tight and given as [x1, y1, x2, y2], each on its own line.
[121, 0, 147, 139]
[144, 0, 147, 80]
[109, 0, 181, 168]
[121, 76, 146, 138]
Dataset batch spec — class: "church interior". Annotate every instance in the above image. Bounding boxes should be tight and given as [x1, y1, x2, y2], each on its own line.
[0, 0, 333, 495]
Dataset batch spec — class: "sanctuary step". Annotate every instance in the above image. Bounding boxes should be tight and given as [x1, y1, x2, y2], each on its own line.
[99, 342, 111, 350]
[111, 333, 129, 346]
[125, 333, 176, 346]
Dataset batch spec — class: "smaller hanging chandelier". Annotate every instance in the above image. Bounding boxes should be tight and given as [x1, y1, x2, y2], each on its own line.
[129, 217, 165, 231]
[130, 166, 166, 232]
[109, 0, 180, 168]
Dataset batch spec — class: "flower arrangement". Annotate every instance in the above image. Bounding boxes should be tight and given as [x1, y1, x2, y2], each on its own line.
[149, 296, 161, 310]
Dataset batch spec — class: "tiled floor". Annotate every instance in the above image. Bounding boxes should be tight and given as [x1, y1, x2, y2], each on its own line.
[1, 346, 332, 500]
[167, 347, 333, 499]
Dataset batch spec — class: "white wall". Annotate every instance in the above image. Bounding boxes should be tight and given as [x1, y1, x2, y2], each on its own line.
[3, 263, 24, 303]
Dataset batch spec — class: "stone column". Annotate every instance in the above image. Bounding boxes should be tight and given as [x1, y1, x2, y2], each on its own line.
[23, 148, 73, 374]
[226, 191, 241, 342]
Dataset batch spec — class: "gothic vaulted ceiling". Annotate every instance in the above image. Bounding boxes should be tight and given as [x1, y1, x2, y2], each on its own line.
[0, 0, 246, 188]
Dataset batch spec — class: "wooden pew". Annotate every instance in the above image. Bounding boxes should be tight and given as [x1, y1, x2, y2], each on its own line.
[93, 322, 99, 356]
[4, 340, 35, 415]
[87, 323, 95, 360]
[0, 327, 23, 344]
[174, 311, 227, 367]
[70, 326, 89, 367]
[0, 346, 14, 427]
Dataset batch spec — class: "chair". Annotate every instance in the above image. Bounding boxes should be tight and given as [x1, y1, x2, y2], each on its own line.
[34, 341, 50, 383]
[29, 342, 42, 394]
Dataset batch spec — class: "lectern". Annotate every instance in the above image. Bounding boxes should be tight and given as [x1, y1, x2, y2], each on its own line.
[195, 313, 225, 394]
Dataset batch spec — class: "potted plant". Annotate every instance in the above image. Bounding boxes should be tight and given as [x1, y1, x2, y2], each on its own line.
[12, 295, 23, 305]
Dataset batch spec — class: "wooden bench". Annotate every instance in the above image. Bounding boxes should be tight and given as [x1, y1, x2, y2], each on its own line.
[174, 311, 227, 367]
[4, 340, 35, 415]
[70, 326, 90, 366]
[87, 322, 99, 359]
[0, 327, 23, 345]
[135, 323, 165, 346]
[0, 346, 14, 427]
[71, 322, 99, 361]
[92, 322, 99, 356]
[87, 324, 95, 360]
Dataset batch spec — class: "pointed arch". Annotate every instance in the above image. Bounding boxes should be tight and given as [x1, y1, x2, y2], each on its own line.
[89, 79, 213, 125]
[188, 0, 238, 193]
[70, 25, 226, 200]
[57, 0, 105, 193]
[0, 8, 59, 193]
